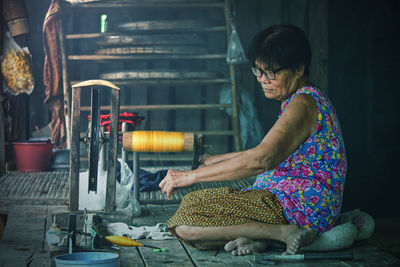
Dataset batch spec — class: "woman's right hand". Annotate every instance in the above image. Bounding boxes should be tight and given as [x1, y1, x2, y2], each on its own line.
[159, 169, 196, 200]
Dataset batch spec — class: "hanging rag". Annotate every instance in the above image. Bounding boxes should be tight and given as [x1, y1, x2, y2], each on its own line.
[105, 222, 174, 240]
[43, 0, 66, 148]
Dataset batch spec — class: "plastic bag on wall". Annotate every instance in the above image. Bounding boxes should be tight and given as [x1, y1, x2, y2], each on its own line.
[1, 32, 34, 95]
[79, 158, 138, 213]
[226, 22, 247, 65]
[116, 159, 139, 214]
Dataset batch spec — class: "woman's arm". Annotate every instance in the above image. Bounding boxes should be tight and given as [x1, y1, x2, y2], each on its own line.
[198, 151, 242, 167]
[160, 94, 318, 199]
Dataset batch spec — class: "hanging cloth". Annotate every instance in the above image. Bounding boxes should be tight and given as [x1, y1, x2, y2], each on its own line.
[43, 0, 66, 148]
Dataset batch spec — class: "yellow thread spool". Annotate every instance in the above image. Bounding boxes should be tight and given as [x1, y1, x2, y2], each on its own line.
[123, 131, 194, 152]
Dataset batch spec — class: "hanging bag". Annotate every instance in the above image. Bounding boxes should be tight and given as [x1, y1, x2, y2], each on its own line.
[226, 21, 247, 65]
[1, 32, 34, 95]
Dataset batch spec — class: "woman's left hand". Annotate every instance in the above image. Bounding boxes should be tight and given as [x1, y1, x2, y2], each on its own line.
[159, 169, 196, 200]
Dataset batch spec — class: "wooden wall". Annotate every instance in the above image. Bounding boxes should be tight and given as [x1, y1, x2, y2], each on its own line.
[15, 0, 400, 217]
[24, 0, 328, 154]
[234, 0, 328, 135]
[64, 4, 232, 160]
[328, 0, 400, 217]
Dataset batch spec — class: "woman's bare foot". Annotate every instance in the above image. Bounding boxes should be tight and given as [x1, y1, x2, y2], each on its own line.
[224, 237, 269, 256]
[282, 228, 316, 255]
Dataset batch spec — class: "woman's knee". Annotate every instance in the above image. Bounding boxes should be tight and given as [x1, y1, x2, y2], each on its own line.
[175, 225, 200, 240]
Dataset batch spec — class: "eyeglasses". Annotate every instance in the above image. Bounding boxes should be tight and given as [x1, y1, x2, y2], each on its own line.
[251, 66, 285, 80]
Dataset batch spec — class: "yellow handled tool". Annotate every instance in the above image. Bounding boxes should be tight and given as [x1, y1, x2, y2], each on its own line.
[105, 236, 144, 247]
[105, 235, 164, 250]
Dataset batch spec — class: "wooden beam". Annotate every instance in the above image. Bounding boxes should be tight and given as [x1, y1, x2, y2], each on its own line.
[0, 198, 68, 206]
[80, 130, 234, 139]
[309, 0, 329, 92]
[105, 88, 120, 212]
[71, 78, 230, 86]
[79, 103, 231, 111]
[0, 5, 5, 176]
[0, 97, 5, 177]
[68, 54, 226, 60]
[66, 1, 225, 9]
[66, 27, 226, 39]
[69, 87, 81, 211]
[224, 0, 242, 151]
[58, 11, 71, 149]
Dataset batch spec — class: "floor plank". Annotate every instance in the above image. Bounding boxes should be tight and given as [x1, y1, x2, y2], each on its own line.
[0, 205, 51, 266]
[119, 247, 146, 267]
[0, 201, 399, 266]
[2, 205, 48, 248]
[137, 204, 195, 266]
[139, 240, 194, 267]
[0, 171, 255, 206]
[0, 244, 50, 267]
[183, 243, 253, 267]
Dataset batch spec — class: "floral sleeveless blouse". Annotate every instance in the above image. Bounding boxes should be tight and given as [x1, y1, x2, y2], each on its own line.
[245, 86, 347, 233]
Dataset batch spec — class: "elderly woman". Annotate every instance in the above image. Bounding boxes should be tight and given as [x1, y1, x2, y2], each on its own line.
[159, 24, 347, 256]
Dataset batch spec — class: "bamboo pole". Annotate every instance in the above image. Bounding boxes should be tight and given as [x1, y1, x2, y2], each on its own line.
[224, 0, 242, 151]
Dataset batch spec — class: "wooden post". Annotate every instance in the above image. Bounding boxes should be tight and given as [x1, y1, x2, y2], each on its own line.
[58, 6, 71, 149]
[308, 0, 328, 93]
[224, 0, 242, 151]
[69, 86, 81, 211]
[0, 95, 5, 176]
[105, 88, 120, 212]
[0, 10, 5, 176]
[70, 80, 119, 212]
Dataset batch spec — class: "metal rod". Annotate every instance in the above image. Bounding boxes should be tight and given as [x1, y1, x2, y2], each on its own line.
[133, 152, 139, 203]
[122, 122, 128, 163]
[88, 87, 100, 192]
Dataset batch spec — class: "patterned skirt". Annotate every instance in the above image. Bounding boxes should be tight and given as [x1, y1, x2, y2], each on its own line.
[167, 187, 287, 248]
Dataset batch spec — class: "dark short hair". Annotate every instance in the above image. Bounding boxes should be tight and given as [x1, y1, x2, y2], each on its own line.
[247, 24, 312, 76]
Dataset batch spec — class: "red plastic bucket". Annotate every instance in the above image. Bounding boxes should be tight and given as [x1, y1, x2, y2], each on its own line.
[12, 142, 54, 172]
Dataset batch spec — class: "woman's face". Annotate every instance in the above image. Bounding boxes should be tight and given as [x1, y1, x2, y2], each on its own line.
[255, 59, 300, 102]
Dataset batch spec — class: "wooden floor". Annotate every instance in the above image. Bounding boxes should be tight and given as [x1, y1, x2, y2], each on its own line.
[1, 203, 400, 267]
[0, 171, 255, 205]
[0, 171, 400, 266]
